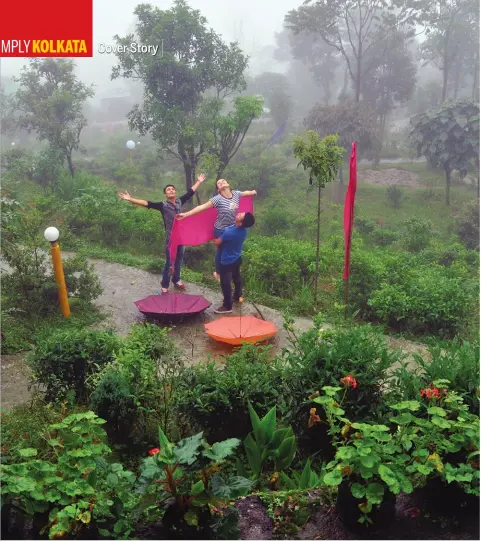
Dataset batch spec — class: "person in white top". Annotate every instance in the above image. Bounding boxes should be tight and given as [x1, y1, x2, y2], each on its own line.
[177, 178, 256, 279]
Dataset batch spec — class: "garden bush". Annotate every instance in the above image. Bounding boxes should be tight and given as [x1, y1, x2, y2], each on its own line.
[174, 343, 281, 442]
[388, 338, 480, 413]
[27, 328, 121, 403]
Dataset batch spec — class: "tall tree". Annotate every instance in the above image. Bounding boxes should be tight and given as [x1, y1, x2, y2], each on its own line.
[199, 95, 264, 179]
[287, 0, 418, 102]
[13, 59, 93, 176]
[420, 0, 478, 102]
[293, 132, 345, 302]
[251, 72, 293, 128]
[409, 99, 480, 205]
[111, 1, 251, 194]
[362, 29, 417, 162]
[274, 26, 339, 105]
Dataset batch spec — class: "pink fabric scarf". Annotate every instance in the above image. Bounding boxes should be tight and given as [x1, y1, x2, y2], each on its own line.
[168, 196, 254, 264]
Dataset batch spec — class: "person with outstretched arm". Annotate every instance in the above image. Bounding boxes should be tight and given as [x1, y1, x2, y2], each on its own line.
[119, 173, 205, 293]
[176, 178, 256, 279]
[212, 211, 255, 314]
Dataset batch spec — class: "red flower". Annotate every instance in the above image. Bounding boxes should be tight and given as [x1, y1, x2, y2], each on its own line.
[148, 448, 160, 456]
[420, 384, 441, 400]
[341, 374, 357, 389]
[405, 507, 420, 519]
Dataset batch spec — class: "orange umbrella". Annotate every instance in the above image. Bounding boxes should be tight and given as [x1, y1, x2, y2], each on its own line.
[204, 316, 278, 346]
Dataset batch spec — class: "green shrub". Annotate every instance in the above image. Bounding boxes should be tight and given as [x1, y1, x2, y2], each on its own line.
[89, 368, 137, 443]
[402, 217, 434, 252]
[355, 217, 376, 235]
[389, 338, 480, 414]
[27, 328, 121, 403]
[370, 227, 400, 247]
[386, 185, 402, 208]
[112, 323, 186, 442]
[454, 199, 480, 250]
[174, 343, 281, 442]
[368, 268, 476, 337]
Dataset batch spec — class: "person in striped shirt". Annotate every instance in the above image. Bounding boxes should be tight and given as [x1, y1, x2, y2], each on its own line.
[176, 178, 257, 279]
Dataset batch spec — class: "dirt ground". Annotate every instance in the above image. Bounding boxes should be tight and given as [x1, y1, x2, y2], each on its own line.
[357, 168, 422, 188]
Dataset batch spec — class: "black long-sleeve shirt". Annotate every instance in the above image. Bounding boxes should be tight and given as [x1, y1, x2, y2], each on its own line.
[147, 188, 194, 243]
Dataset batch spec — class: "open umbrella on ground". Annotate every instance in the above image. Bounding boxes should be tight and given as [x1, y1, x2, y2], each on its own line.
[204, 316, 278, 346]
[134, 293, 211, 321]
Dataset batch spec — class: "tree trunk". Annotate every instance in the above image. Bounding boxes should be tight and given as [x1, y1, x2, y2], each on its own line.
[341, 65, 349, 101]
[355, 57, 362, 102]
[66, 153, 75, 177]
[477, 159, 480, 200]
[473, 51, 479, 99]
[314, 183, 322, 304]
[375, 115, 386, 166]
[453, 61, 461, 99]
[445, 168, 451, 206]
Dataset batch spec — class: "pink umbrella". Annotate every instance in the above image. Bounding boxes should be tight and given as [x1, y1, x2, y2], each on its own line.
[134, 293, 211, 319]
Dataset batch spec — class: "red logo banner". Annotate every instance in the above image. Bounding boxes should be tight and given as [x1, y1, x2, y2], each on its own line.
[0, 0, 93, 57]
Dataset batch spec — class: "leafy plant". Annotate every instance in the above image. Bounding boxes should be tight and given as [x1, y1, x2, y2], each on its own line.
[409, 99, 479, 205]
[27, 328, 121, 403]
[243, 404, 297, 480]
[293, 131, 345, 302]
[313, 381, 480, 524]
[0, 412, 138, 539]
[386, 185, 402, 208]
[136, 427, 252, 536]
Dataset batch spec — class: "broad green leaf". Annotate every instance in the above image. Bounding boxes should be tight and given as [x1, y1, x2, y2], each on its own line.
[18, 448, 38, 458]
[431, 416, 451, 429]
[391, 413, 416, 425]
[203, 438, 240, 462]
[191, 480, 205, 496]
[244, 434, 262, 476]
[427, 407, 446, 417]
[259, 406, 277, 445]
[366, 482, 384, 504]
[299, 459, 311, 489]
[351, 483, 366, 499]
[280, 471, 297, 490]
[336, 447, 355, 460]
[210, 473, 253, 498]
[389, 401, 420, 412]
[174, 433, 203, 465]
[106, 473, 118, 488]
[323, 469, 343, 486]
[247, 402, 263, 445]
[276, 436, 296, 471]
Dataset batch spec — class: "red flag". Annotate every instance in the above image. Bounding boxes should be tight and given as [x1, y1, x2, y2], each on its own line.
[343, 142, 357, 280]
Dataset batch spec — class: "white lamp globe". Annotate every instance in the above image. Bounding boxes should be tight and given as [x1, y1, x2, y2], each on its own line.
[126, 140, 136, 150]
[11, 142, 15, 146]
[44, 227, 60, 242]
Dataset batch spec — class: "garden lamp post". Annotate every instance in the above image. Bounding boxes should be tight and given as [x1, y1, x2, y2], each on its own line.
[44, 227, 70, 318]
[126, 139, 135, 166]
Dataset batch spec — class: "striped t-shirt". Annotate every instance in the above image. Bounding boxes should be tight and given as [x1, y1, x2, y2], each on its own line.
[210, 190, 242, 230]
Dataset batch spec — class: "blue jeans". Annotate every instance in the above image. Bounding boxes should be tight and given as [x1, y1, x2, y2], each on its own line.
[162, 245, 185, 288]
[214, 227, 225, 274]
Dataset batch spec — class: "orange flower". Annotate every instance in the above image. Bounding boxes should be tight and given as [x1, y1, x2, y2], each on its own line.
[308, 408, 321, 428]
[340, 374, 357, 389]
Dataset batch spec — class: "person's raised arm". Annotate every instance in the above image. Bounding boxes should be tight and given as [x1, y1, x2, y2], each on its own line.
[179, 173, 206, 205]
[119, 191, 148, 207]
[240, 190, 257, 197]
[177, 200, 213, 220]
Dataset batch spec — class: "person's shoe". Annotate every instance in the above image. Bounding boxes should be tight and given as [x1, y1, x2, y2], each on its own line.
[161, 288, 169, 294]
[233, 296, 243, 303]
[213, 272, 220, 281]
[214, 305, 232, 314]
[174, 281, 186, 290]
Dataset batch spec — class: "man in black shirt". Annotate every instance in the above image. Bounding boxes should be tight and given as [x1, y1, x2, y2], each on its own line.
[119, 173, 205, 293]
